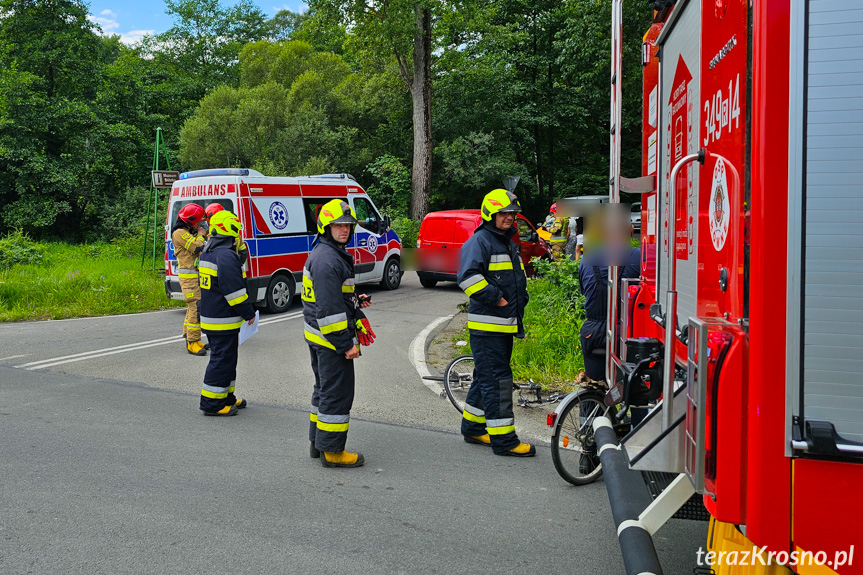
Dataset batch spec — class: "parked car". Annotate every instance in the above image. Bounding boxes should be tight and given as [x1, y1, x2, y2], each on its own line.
[630, 201, 642, 233]
[415, 209, 551, 288]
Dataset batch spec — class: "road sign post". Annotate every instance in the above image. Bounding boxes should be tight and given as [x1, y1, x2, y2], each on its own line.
[502, 176, 520, 193]
[141, 129, 173, 270]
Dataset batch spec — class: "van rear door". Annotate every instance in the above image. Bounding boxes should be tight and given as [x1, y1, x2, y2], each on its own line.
[419, 214, 455, 274]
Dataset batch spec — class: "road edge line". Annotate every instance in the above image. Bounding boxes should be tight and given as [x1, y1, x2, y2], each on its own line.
[409, 314, 454, 396]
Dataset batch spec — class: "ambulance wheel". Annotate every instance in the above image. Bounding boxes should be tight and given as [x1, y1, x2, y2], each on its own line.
[380, 258, 401, 290]
[265, 273, 294, 314]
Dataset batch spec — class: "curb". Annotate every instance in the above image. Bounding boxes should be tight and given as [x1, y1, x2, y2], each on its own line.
[409, 314, 454, 395]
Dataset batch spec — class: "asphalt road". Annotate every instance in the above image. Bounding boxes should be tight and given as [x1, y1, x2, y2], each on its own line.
[0, 273, 707, 574]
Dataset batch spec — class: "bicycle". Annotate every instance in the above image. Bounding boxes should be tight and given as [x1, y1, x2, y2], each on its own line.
[548, 345, 667, 486]
[424, 354, 563, 414]
[549, 383, 620, 485]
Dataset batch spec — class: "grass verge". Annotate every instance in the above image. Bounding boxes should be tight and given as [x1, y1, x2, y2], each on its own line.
[452, 258, 585, 385]
[0, 234, 183, 322]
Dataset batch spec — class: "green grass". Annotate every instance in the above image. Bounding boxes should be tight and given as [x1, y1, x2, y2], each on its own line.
[452, 258, 585, 386]
[0, 236, 183, 322]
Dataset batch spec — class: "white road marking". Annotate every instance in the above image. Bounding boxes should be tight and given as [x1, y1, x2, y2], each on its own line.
[18, 311, 303, 370]
[0, 354, 29, 361]
[409, 315, 454, 395]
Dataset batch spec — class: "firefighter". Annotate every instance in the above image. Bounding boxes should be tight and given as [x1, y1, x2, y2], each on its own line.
[578, 216, 641, 382]
[457, 189, 534, 457]
[171, 203, 209, 356]
[547, 202, 570, 260]
[577, 213, 642, 473]
[205, 202, 248, 267]
[304, 199, 375, 468]
[198, 210, 257, 416]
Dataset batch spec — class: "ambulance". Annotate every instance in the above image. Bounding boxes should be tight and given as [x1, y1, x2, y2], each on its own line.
[164, 169, 403, 313]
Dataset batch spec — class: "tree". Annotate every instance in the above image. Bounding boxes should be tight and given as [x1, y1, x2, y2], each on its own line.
[308, 0, 436, 220]
[0, 0, 151, 239]
[146, 0, 270, 89]
[267, 9, 307, 41]
[178, 41, 400, 180]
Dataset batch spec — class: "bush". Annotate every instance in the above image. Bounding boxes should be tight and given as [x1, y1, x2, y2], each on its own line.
[391, 217, 420, 247]
[0, 231, 44, 269]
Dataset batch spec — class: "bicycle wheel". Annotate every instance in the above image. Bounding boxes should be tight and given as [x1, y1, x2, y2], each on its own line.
[551, 390, 614, 485]
[443, 355, 475, 413]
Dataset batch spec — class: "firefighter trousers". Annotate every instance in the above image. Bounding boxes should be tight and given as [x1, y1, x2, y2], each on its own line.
[179, 277, 201, 343]
[200, 333, 239, 413]
[580, 319, 606, 381]
[308, 345, 355, 453]
[461, 333, 521, 454]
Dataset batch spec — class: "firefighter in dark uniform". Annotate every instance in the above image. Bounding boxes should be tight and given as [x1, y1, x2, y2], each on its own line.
[578, 222, 641, 382]
[457, 189, 535, 457]
[198, 211, 257, 416]
[304, 199, 375, 468]
[171, 203, 209, 356]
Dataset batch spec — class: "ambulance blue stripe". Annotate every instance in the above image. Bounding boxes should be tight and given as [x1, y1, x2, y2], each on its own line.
[253, 235, 311, 257]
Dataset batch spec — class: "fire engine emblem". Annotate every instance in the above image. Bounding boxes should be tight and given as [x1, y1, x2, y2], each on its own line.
[366, 234, 378, 254]
[710, 158, 730, 251]
[269, 201, 289, 230]
[715, 0, 729, 21]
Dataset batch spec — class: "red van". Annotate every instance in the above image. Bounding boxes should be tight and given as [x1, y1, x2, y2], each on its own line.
[415, 209, 551, 288]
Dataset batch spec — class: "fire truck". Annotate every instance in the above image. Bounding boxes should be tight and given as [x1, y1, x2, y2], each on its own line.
[164, 170, 403, 313]
[593, 1, 863, 573]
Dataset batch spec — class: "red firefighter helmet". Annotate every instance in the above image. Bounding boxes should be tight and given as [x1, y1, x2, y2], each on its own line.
[178, 203, 206, 228]
[550, 202, 558, 214]
[205, 203, 224, 219]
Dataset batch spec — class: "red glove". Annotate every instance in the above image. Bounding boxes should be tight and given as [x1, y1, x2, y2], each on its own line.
[356, 318, 376, 346]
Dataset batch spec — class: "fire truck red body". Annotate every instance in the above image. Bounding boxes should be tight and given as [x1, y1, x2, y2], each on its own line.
[608, 1, 863, 573]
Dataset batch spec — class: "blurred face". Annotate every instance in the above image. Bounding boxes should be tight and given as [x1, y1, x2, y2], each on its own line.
[330, 223, 352, 244]
[495, 212, 516, 231]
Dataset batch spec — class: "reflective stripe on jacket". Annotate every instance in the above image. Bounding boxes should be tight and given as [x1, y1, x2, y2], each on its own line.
[198, 235, 256, 333]
[457, 222, 529, 338]
[302, 235, 365, 354]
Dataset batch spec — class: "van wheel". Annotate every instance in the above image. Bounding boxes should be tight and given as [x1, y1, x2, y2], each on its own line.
[419, 276, 437, 288]
[380, 258, 401, 290]
[265, 274, 294, 314]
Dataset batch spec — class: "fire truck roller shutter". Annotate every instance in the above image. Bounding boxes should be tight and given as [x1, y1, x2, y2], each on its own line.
[656, 0, 701, 329]
[789, 0, 863, 450]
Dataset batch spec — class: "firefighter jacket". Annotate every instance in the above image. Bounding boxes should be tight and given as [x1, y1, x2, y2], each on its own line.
[171, 226, 207, 280]
[198, 234, 256, 333]
[457, 221, 529, 338]
[302, 235, 366, 354]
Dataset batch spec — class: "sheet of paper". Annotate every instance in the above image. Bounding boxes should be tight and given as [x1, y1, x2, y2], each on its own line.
[239, 310, 259, 346]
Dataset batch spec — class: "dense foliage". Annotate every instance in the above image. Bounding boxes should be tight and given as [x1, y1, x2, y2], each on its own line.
[0, 0, 651, 241]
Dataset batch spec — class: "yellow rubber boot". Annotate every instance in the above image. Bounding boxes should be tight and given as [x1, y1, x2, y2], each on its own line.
[235, 398, 247, 409]
[187, 340, 207, 356]
[501, 443, 536, 457]
[464, 434, 491, 446]
[321, 450, 365, 468]
[203, 404, 238, 417]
